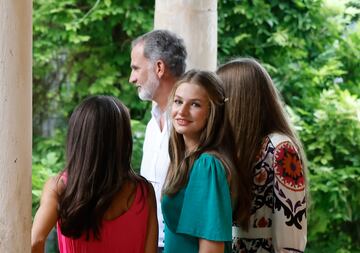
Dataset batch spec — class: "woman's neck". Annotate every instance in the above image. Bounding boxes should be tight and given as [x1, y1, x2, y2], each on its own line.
[183, 136, 199, 154]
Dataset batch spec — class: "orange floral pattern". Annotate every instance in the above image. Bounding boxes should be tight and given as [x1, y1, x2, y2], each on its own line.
[274, 141, 305, 191]
[232, 134, 307, 253]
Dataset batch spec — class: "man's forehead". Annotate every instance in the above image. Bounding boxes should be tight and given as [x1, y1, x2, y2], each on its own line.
[131, 46, 152, 69]
[132, 42, 145, 56]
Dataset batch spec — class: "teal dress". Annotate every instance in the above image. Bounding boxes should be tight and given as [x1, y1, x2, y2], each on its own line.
[161, 153, 233, 253]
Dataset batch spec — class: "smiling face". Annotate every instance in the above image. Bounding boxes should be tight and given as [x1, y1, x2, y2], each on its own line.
[129, 43, 160, 101]
[171, 82, 210, 150]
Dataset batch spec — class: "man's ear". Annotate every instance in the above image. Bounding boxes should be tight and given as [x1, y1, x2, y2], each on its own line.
[155, 60, 165, 79]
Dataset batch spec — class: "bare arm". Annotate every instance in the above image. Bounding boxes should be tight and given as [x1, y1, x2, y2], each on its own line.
[144, 182, 158, 253]
[199, 239, 225, 253]
[31, 176, 61, 253]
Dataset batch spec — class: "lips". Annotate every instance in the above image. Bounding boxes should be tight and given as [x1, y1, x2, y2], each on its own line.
[175, 118, 191, 126]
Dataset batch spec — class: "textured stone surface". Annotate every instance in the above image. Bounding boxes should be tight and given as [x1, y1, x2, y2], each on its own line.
[155, 0, 217, 71]
[0, 0, 32, 252]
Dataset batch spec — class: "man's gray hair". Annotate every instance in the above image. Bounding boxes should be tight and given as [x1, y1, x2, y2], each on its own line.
[132, 30, 187, 78]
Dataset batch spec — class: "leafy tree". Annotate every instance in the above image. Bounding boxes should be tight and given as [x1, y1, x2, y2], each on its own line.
[33, 0, 153, 136]
[33, 0, 360, 251]
[218, 1, 360, 251]
[32, 0, 154, 216]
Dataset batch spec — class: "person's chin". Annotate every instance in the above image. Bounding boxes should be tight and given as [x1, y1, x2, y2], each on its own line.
[138, 93, 152, 101]
[174, 126, 187, 135]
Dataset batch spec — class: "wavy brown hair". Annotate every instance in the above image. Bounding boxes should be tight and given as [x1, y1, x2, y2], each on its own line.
[58, 96, 144, 240]
[217, 58, 308, 230]
[162, 70, 238, 207]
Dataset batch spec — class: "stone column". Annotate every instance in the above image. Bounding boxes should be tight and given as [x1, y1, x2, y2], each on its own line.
[0, 0, 32, 252]
[155, 0, 217, 71]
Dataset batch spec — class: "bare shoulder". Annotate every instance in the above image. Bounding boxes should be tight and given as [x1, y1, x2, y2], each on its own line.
[42, 174, 65, 199]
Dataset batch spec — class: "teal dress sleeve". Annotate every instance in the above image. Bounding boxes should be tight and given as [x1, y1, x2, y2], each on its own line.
[176, 153, 233, 241]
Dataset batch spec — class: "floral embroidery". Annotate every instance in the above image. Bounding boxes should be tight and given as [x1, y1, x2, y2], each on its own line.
[233, 237, 273, 253]
[256, 217, 271, 227]
[274, 180, 306, 229]
[251, 139, 274, 215]
[274, 141, 306, 229]
[274, 142, 305, 191]
[232, 135, 306, 253]
[254, 169, 268, 186]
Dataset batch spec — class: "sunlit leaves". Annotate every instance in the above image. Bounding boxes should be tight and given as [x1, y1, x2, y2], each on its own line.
[32, 1, 360, 250]
[218, 0, 360, 251]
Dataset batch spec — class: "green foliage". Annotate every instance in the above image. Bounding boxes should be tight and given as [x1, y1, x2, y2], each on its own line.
[32, 130, 66, 216]
[32, 0, 154, 216]
[307, 166, 360, 253]
[218, 0, 360, 251]
[33, 0, 154, 133]
[303, 87, 360, 167]
[131, 119, 147, 173]
[298, 87, 360, 251]
[33, 0, 360, 251]
[336, 22, 360, 95]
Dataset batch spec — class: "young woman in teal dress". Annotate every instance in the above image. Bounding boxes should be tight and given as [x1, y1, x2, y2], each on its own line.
[161, 70, 238, 253]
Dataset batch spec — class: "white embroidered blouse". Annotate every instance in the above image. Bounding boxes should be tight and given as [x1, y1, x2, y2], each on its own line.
[232, 133, 307, 253]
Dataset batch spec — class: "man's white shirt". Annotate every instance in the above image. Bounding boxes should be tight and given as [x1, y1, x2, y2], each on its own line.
[140, 103, 170, 248]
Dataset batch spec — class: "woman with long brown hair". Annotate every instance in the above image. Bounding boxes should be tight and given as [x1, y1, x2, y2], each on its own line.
[217, 58, 308, 253]
[161, 70, 238, 253]
[31, 96, 158, 253]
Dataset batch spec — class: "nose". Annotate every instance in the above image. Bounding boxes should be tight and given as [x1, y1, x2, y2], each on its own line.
[178, 104, 189, 116]
[129, 71, 136, 84]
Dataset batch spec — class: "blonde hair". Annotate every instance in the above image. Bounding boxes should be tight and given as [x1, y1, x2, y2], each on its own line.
[163, 70, 238, 206]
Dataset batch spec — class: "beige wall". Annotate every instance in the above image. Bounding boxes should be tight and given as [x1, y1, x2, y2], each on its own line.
[155, 0, 217, 71]
[0, 0, 32, 252]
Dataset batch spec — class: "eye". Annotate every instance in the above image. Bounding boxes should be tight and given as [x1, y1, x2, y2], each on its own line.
[191, 102, 200, 107]
[174, 99, 182, 105]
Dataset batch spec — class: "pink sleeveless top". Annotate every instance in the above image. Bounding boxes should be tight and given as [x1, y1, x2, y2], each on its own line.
[57, 180, 149, 253]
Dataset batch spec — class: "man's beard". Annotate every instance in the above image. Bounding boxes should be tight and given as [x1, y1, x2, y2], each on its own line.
[138, 70, 160, 101]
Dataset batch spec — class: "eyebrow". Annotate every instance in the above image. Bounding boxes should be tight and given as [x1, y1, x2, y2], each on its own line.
[174, 95, 203, 103]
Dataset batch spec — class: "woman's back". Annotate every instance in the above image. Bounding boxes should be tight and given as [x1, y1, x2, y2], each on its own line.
[31, 96, 158, 253]
[57, 179, 150, 253]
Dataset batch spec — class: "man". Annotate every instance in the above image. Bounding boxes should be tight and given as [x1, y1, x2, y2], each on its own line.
[129, 30, 187, 252]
